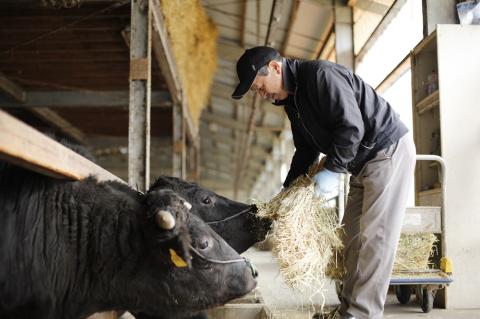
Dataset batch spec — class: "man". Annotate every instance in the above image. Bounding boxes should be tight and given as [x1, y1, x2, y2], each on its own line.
[231, 46, 416, 319]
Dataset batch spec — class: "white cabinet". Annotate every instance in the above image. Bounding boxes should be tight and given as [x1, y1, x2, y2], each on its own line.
[411, 25, 480, 309]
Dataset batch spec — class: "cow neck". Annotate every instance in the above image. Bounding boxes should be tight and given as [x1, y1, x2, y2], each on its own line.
[48, 179, 146, 317]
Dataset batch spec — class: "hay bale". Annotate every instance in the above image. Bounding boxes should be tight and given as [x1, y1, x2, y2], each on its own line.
[256, 162, 343, 293]
[159, 0, 218, 127]
[393, 233, 437, 273]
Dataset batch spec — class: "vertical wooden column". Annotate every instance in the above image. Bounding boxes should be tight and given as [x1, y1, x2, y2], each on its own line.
[334, 0, 354, 70]
[422, 0, 457, 37]
[129, 0, 151, 192]
[172, 103, 186, 178]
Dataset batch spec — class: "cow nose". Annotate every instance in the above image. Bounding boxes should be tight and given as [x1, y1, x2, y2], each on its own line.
[244, 258, 258, 278]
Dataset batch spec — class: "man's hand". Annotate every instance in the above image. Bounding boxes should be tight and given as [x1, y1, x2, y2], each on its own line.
[313, 168, 341, 200]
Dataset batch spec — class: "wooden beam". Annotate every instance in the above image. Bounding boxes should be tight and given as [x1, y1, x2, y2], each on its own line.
[355, 0, 407, 66]
[334, 1, 354, 70]
[0, 109, 121, 182]
[239, 0, 248, 48]
[313, 15, 334, 60]
[319, 30, 335, 60]
[0, 74, 88, 145]
[0, 72, 26, 102]
[0, 91, 170, 108]
[172, 102, 186, 178]
[29, 108, 87, 144]
[376, 55, 410, 94]
[202, 111, 282, 133]
[128, 0, 152, 192]
[280, 0, 300, 56]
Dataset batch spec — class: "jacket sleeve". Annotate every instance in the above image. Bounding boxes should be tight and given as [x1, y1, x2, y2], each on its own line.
[283, 113, 320, 187]
[317, 67, 365, 173]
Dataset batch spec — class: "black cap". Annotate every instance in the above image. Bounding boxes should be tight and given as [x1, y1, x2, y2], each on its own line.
[231, 46, 280, 100]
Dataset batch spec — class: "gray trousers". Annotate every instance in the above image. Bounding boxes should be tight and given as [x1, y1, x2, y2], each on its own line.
[340, 133, 416, 319]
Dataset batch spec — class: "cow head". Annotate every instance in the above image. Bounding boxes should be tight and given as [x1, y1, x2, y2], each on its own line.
[130, 189, 257, 318]
[148, 176, 271, 254]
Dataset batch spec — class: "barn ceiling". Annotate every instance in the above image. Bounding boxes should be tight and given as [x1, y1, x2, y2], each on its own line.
[0, 0, 395, 198]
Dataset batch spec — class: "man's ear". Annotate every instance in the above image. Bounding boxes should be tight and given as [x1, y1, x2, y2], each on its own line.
[269, 60, 281, 74]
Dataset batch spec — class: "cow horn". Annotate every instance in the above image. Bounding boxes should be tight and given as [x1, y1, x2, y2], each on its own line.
[156, 210, 176, 230]
[183, 201, 192, 210]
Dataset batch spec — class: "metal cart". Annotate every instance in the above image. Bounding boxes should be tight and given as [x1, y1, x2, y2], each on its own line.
[390, 154, 453, 313]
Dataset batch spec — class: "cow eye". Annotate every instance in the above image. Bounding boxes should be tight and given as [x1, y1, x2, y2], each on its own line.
[198, 239, 209, 250]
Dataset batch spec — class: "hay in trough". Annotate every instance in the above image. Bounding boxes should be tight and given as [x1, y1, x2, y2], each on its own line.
[256, 162, 343, 294]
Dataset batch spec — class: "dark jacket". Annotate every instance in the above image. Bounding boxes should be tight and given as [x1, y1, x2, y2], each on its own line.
[277, 58, 408, 187]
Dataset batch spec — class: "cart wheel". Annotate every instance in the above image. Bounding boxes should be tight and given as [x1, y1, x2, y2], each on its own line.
[395, 285, 411, 304]
[421, 288, 434, 313]
[335, 281, 343, 302]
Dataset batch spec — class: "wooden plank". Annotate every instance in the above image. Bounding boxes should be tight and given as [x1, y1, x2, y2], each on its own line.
[416, 90, 439, 115]
[0, 109, 122, 182]
[0, 71, 26, 102]
[0, 90, 170, 108]
[128, 0, 152, 192]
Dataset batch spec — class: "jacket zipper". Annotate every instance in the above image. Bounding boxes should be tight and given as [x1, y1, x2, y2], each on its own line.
[293, 87, 322, 150]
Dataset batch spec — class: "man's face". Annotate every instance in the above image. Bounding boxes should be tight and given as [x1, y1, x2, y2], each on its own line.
[250, 61, 288, 101]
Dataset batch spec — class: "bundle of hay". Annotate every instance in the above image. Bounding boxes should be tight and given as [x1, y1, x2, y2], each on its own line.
[257, 161, 438, 291]
[256, 162, 343, 293]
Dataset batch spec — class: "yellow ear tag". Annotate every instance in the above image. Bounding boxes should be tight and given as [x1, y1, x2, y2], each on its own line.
[169, 249, 188, 268]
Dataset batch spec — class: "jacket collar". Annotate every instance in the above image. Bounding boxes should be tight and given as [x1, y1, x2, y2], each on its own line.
[273, 58, 299, 106]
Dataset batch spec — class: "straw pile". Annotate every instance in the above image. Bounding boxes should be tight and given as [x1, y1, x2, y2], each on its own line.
[256, 162, 343, 293]
[160, 0, 218, 127]
[393, 233, 437, 273]
[257, 161, 438, 291]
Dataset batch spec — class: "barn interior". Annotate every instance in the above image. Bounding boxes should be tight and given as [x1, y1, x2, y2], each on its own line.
[1, 0, 480, 318]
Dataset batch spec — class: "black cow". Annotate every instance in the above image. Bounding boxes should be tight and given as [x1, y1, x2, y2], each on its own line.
[0, 162, 256, 319]
[131, 177, 271, 319]
[149, 176, 271, 254]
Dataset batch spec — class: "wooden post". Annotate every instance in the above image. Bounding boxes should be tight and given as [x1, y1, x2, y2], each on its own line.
[172, 103, 186, 178]
[422, 0, 457, 37]
[334, 0, 354, 70]
[128, 0, 151, 192]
